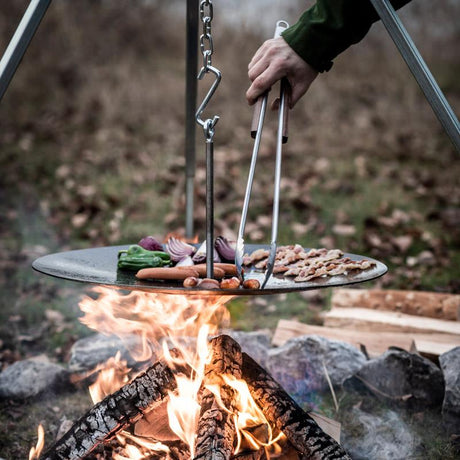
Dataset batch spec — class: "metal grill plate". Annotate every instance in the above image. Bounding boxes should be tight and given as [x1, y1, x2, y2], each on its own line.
[32, 244, 387, 296]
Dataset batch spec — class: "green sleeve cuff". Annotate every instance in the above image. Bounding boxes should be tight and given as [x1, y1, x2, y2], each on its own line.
[282, 0, 411, 73]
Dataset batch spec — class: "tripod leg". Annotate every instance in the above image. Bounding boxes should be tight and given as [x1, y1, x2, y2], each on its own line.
[369, 0, 460, 152]
[0, 0, 51, 101]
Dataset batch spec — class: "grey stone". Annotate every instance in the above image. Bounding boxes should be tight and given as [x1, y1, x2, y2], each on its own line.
[439, 346, 460, 434]
[68, 333, 144, 373]
[267, 335, 367, 402]
[228, 330, 271, 368]
[0, 358, 69, 400]
[346, 348, 445, 409]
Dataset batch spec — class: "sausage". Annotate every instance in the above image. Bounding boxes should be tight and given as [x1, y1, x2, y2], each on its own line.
[198, 278, 220, 289]
[136, 267, 199, 280]
[214, 263, 239, 277]
[242, 278, 260, 290]
[178, 265, 225, 279]
[183, 276, 200, 288]
[220, 277, 241, 289]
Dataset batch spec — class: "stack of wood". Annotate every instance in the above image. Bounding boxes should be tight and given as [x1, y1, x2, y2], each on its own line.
[273, 288, 460, 359]
[39, 335, 350, 460]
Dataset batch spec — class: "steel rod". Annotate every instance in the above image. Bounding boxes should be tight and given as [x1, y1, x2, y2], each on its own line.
[205, 139, 214, 279]
[261, 79, 287, 288]
[237, 95, 267, 242]
[370, 0, 460, 152]
[0, 0, 51, 101]
[185, 0, 199, 238]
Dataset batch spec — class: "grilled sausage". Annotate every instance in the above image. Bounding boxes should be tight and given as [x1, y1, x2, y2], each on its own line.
[220, 277, 241, 289]
[183, 276, 200, 288]
[136, 267, 199, 280]
[242, 278, 260, 290]
[198, 278, 220, 289]
[178, 265, 225, 279]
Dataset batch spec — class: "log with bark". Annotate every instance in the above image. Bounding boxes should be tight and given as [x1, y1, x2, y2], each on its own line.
[194, 334, 243, 460]
[241, 353, 351, 460]
[40, 360, 177, 460]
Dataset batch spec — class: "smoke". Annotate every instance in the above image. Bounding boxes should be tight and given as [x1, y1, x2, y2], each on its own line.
[341, 407, 421, 460]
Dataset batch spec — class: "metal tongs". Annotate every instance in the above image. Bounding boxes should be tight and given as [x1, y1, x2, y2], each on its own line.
[236, 20, 290, 288]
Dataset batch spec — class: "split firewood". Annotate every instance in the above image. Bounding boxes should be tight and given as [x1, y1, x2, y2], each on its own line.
[331, 288, 460, 321]
[324, 307, 460, 335]
[194, 335, 243, 460]
[40, 360, 176, 460]
[241, 353, 351, 460]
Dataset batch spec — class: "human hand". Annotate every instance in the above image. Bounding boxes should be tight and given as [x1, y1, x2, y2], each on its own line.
[246, 37, 318, 109]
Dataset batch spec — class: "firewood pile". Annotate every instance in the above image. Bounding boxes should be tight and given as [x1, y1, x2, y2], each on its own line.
[39, 335, 350, 460]
[273, 288, 460, 359]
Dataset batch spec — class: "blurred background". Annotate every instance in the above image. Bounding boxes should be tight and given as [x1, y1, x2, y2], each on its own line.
[0, 0, 459, 455]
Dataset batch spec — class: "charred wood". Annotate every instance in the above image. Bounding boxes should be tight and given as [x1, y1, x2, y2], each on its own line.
[40, 360, 176, 460]
[194, 335, 243, 460]
[241, 353, 351, 460]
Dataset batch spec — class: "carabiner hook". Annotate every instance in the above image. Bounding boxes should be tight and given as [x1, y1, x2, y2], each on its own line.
[195, 64, 221, 141]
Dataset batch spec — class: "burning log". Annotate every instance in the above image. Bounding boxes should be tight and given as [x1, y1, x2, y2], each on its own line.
[40, 360, 176, 460]
[194, 334, 243, 460]
[241, 353, 351, 460]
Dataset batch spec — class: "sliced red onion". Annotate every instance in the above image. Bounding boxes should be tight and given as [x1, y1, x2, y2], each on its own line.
[215, 236, 236, 261]
[192, 241, 221, 264]
[175, 255, 194, 267]
[166, 237, 196, 262]
[138, 236, 164, 251]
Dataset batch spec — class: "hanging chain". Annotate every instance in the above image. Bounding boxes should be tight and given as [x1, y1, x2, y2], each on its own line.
[199, 0, 213, 72]
[196, 0, 221, 142]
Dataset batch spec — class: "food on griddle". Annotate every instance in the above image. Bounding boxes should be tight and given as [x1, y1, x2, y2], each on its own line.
[177, 264, 226, 279]
[138, 236, 164, 252]
[243, 245, 375, 282]
[220, 277, 241, 289]
[214, 236, 236, 261]
[183, 276, 200, 288]
[242, 279, 260, 290]
[198, 278, 220, 289]
[136, 266, 199, 280]
[165, 237, 196, 262]
[213, 263, 239, 277]
[192, 240, 221, 264]
[117, 245, 171, 270]
[121, 235, 244, 289]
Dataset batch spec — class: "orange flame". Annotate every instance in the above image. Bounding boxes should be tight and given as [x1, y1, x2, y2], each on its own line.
[35, 286, 284, 457]
[29, 424, 45, 460]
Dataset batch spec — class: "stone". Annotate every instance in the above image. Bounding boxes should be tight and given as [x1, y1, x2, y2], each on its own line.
[0, 358, 69, 400]
[346, 348, 445, 409]
[68, 333, 144, 373]
[439, 346, 460, 434]
[267, 335, 367, 402]
[228, 329, 271, 368]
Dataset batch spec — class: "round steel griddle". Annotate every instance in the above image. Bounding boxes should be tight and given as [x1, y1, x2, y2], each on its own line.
[32, 244, 387, 296]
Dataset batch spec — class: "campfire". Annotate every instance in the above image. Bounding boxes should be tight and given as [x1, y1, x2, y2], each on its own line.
[29, 288, 348, 459]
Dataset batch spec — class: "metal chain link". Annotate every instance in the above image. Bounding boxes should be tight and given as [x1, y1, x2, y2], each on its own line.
[196, 0, 221, 142]
[199, 0, 213, 71]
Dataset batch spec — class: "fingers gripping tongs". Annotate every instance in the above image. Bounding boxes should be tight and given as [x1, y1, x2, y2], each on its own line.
[236, 20, 290, 288]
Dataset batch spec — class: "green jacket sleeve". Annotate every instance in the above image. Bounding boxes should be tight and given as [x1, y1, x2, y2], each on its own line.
[282, 0, 411, 72]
